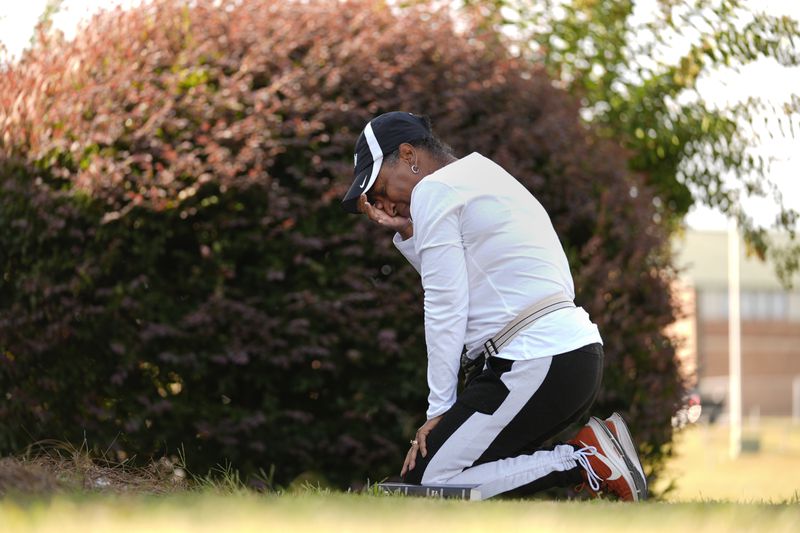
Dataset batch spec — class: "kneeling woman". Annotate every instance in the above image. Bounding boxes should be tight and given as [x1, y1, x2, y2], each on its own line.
[341, 111, 647, 501]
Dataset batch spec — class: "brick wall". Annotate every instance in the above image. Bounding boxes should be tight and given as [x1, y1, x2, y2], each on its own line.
[697, 320, 800, 415]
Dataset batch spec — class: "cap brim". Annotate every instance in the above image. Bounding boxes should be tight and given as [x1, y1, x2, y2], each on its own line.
[341, 158, 382, 214]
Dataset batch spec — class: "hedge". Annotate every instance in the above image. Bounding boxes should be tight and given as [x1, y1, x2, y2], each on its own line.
[0, 0, 686, 489]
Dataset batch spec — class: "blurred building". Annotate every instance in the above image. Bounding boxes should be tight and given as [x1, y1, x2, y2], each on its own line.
[672, 229, 800, 418]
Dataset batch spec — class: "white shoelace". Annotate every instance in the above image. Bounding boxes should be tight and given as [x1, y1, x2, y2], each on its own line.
[573, 445, 602, 492]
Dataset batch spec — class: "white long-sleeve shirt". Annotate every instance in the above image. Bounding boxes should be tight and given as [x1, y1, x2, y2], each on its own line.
[393, 153, 602, 419]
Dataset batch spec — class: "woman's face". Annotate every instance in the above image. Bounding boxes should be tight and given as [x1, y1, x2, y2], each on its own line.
[367, 159, 413, 219]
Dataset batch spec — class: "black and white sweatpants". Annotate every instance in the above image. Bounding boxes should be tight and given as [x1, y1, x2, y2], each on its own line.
[403, 343, 603, 499]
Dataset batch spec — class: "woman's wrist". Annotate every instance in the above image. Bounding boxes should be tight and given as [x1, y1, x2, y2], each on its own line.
[398, 220, 414, 240]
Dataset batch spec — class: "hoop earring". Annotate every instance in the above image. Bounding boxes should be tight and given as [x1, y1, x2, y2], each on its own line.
[410, 164, 420, 174]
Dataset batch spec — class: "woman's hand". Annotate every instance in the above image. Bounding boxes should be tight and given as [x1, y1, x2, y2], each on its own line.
[401, 414, 443, 477]
[357, 194, 413, 239]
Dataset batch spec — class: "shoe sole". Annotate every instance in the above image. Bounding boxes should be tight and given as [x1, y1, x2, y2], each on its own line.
[591, 415, 648, 501]
[585, 418, 640, 502]
[607, 413, 647, 491]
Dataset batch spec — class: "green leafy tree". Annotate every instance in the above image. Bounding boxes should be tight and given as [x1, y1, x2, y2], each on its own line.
[463, 0, 800, 285]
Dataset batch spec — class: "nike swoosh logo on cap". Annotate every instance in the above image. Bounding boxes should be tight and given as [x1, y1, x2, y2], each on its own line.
[579, 440, 623, 481]
[359, 175, 368, 188]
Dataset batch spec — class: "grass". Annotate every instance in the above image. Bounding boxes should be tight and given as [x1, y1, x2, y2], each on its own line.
[1, 419, 800, 532]
[655, 417, 800, 502]
[2, 493, 799, 532]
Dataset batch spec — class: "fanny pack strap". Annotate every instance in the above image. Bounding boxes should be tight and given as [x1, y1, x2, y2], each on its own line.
[465, 292, 575, 363]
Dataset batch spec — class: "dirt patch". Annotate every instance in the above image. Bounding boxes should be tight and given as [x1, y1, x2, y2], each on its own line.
[0, 457, 60, 496]
[0, 443, 188, 496]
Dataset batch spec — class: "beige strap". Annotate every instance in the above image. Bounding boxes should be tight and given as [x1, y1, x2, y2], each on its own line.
[474, 292, 575, 359]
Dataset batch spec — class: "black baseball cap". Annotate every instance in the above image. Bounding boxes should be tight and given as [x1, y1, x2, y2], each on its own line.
[341, 111, 430, 213]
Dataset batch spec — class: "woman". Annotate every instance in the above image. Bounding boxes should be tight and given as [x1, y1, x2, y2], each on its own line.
[341, 111, 647, 500]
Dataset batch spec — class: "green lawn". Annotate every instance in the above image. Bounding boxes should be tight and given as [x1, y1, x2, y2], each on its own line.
[1, 493, 799, 532]
[2, 419, 800, 532]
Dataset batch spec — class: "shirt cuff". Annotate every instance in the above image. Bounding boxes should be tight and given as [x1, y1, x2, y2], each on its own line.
[393, 232, 421, 273]
[426, 403, 453, 420]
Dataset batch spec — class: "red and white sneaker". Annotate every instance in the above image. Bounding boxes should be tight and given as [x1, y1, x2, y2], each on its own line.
[599, 412, 648, 499]
[568, 418, 640, 502]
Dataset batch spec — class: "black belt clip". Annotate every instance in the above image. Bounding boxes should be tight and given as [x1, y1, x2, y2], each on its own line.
[460, 347, 486, 388]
